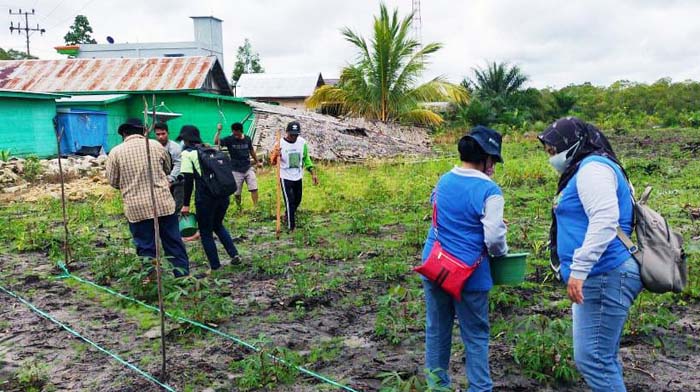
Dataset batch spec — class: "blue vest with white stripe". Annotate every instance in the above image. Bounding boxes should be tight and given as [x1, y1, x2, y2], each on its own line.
[421, 170, 502, 292]
[555, 155, 634, 283]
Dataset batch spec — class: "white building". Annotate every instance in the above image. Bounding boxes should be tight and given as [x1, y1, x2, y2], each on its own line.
[235, 73, 325, 110]
[56, 16, 224, 68]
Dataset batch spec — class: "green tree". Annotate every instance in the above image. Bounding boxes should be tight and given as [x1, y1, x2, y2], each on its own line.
[0, 48, 37, 60]
[468, 61, 528, 100]
[232, 38, 264, 83]
[306, 4, 467, 126]
[459, 62, 530, 126]
[63, 15, 97, 45]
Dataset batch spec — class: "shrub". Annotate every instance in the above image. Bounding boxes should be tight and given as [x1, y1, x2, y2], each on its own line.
[512, 315, 578, 384]
[22, 156, 44, 182]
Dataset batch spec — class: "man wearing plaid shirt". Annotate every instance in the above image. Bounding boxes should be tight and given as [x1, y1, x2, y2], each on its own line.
[106, 118, 190, 278]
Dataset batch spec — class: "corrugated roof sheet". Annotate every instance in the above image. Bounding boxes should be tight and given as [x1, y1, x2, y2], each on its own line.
[0, 89, 68, 99]
[55, 94, 129, 104]
[0, 57, 219, 93]
[236, 73, 324, 98]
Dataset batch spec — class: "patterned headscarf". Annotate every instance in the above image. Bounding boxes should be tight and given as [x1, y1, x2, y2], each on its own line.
[538, 117, 627, 279]
[538, 116, 620, 193]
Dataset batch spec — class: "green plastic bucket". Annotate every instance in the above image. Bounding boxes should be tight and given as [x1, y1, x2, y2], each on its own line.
[179, 214, 198, 237]
[491, 253, 528, 285]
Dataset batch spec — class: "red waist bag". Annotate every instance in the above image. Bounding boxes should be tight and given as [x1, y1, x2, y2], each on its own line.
[414, 201, 485, 301]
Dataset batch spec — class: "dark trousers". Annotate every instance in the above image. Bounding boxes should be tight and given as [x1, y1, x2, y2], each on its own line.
[195, 195, 238, 270]
[128, 213, 190, 277]
[170, 182, 184, 213]
[281, 178, 303, 230]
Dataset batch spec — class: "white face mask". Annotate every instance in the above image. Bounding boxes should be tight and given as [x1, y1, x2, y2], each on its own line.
[549, 142, 580, 174]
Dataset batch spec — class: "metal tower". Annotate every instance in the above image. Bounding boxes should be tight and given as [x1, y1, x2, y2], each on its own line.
[412, 0, 422, 47]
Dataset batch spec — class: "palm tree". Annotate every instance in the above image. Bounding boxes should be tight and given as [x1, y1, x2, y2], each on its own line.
[468, 61, 528, 100]
[306, 4, 467, 126]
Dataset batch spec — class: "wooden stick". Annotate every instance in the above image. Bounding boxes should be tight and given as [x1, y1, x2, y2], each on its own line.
[54, 125, 72, 266]
[142, 95, 168, 382]
[275, 130, 282, 239]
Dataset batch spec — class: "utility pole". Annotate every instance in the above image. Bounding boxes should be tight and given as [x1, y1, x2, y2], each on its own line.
[9, 9, 46, 57]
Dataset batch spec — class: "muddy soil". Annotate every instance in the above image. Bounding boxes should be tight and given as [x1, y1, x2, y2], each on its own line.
[2, 248, 699, 391]
[0, 253, 308, 392]
[1, 130, 699, 391]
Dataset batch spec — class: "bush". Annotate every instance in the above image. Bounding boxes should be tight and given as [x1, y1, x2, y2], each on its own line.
[22, 156, 44, 182]
[16, 359, 50, 392]
[512, 315, 578, 384]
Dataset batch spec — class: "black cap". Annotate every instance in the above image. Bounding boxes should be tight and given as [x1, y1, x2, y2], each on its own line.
[117, 118, 145, 136]
[176, 125, 202, 144]
[286, 121, 301, 135]
[467, 125, 503, 162]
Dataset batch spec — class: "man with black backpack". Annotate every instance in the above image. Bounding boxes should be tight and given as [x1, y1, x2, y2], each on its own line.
[177, 125, 241, 275]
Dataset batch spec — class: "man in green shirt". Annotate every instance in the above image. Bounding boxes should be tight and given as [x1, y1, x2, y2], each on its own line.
[270, 121, 318, 231]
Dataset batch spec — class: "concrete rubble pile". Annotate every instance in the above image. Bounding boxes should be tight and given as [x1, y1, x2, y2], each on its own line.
[0, 155, 108, 192]
[249, 101, 433, 162]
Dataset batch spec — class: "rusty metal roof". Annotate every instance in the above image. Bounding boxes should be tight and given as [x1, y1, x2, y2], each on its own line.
[0, 56, 230, 94]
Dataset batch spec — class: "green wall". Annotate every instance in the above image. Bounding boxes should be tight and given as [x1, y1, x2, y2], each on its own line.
[125, 93, 254, 144]
[0, 92, 252, 157]
[0, 97, 58, 157]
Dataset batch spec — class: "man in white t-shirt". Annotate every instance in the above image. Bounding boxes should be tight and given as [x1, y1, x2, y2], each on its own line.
[270, 121, 318, 231]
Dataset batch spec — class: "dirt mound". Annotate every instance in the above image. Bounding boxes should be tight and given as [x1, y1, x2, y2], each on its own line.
[249, 101, 433, 162]
[0, 175, 114, 204]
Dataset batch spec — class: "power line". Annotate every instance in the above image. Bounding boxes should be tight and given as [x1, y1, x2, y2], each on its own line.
[39, 0, 68, 22]
[44, 0, 96, 32]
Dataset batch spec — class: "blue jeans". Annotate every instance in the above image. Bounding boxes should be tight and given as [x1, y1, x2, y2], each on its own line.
[423, 280, 492, 391]
[128, 214, 190, 277]
[572, 258, 642, 392]
[195, 195, 238, 270]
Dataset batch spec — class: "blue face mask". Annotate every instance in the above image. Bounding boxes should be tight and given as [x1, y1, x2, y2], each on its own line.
[549, 141, 580, 174]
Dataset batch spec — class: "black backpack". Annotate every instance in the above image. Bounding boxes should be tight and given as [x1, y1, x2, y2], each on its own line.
[194, 146, 237, 197]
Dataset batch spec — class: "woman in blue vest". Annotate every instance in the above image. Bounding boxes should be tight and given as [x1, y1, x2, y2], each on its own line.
[422, 126, 509, 391]
[538, 117, 641, 391]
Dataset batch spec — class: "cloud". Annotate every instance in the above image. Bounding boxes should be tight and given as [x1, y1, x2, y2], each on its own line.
[2, 0, 700, 87]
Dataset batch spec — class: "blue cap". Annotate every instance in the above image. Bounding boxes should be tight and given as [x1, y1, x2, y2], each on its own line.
[468, 125, 503, 162]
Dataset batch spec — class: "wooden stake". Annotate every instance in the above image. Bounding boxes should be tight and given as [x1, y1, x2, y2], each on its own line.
[142, 95, 168, 382]
[54, 126, 72, 266]
[274, 130, 282, 239]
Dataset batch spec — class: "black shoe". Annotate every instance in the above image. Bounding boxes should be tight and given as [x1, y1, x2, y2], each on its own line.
[230, 255, 242, 265]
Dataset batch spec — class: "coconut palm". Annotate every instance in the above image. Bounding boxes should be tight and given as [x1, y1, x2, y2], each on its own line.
[306, 4, 467, 126]
[468, 61, 528, 100]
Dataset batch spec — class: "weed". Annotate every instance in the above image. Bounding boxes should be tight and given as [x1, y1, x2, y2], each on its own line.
[375, 285, 423, 345]
[625, 293, 678, 336]
[378, 369, 451, 391]
[15, 359, 50, 392]
[230, 335, 301, 390]
[22, 156, 44, 182]
[512, 315, 578, 384]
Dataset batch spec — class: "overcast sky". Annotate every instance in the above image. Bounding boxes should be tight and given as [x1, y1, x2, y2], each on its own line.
[2, 0, 700, 88]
